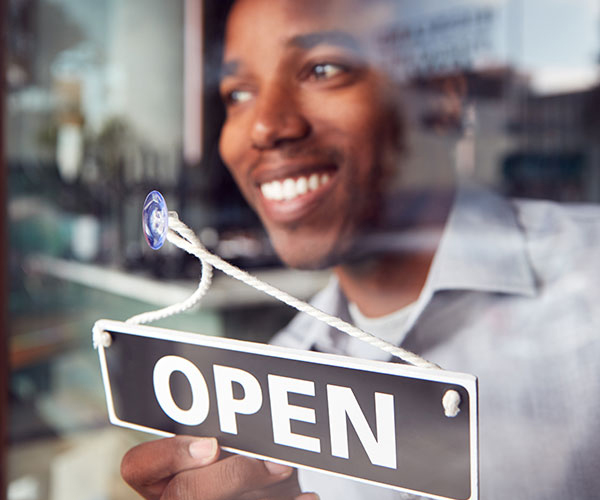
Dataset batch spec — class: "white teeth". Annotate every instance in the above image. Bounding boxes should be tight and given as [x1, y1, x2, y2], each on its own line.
[296, 176, 308, 195]
[270, 180, 283, 200]
[261, 173, 332, 201]
[260, 183, 271, 198]
[282, 178, 296, 200]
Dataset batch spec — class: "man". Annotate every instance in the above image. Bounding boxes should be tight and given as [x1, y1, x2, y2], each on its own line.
[121, 0, 600, 499]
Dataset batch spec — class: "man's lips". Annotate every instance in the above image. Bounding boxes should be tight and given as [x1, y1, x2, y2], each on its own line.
[252, 163, 338, 222]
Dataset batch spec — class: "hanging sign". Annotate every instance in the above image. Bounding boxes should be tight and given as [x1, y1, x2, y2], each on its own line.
[95, 319, 478, 500]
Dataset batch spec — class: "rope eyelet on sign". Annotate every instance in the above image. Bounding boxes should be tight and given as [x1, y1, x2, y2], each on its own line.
[92, 324, 113, 349]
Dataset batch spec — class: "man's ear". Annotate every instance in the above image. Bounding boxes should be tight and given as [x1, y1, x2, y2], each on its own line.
[418, 72, 467, 135]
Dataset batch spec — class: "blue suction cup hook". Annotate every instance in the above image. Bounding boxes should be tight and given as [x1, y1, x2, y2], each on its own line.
[143, 190, 168, 249]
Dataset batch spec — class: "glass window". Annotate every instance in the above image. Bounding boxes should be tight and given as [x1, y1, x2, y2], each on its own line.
[6, 1, 600, 499]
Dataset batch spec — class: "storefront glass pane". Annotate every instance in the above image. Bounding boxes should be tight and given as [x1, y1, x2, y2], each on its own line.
[6, 1, 600, 499]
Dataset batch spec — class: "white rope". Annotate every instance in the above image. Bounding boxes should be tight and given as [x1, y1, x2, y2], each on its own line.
[124, 212, 461, 417]
[93, 322, 113, 349]
[126, 214, 214, 325]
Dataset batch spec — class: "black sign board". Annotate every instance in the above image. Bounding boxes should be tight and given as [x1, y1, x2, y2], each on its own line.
[94, 319, 478, 500]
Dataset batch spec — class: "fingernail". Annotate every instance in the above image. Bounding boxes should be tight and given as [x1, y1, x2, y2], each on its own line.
[188, 438, 218, 463]
[264, 461, 293, 476]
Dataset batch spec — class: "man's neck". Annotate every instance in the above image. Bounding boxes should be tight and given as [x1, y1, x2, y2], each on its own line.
[333, 190, 453, 318]
[334, 249, 438, 318]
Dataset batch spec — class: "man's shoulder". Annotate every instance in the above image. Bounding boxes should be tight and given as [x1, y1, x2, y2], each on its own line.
[512, 197, 600, 236]
[510, 197, 600, 290]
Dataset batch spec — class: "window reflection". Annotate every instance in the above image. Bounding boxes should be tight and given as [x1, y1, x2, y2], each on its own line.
[6, 0, 600, 499]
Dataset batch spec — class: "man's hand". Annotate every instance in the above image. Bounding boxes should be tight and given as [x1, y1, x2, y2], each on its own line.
[121, 436, 318, 500]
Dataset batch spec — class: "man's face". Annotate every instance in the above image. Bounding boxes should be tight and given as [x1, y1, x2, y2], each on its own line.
[219, 0, 403, 269]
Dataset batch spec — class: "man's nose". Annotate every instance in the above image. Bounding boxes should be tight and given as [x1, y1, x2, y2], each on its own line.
[250, 83, 310, 149]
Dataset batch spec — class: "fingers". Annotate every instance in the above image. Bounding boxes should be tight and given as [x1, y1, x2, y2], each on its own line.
[238, 488, 319, 500]
[121, 436, 220, 499]
[250, 493, 321, 500]
[122, 436, 314, 500]
[160, 454, 297, 500]
[236, 467, 301, 500]
[296, 494, 319, 500]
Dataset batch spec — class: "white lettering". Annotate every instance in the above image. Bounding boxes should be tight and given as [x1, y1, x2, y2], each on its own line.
[268, 375, 321, 453]
[327, 385, 396, 469]
[153, 355, 210, 426]
[213, 365, 263, 434]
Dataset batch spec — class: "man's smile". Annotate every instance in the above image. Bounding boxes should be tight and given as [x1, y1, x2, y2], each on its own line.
[259, 170, 334, 201]
[252, 162, 338, 223]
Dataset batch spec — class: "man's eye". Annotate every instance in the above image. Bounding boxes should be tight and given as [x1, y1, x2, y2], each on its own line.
[226, 89, 253, 105]
[310, 63, 346, 80]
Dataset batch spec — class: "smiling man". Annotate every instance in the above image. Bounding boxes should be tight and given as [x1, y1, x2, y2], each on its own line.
[120, 1, 600, 499]
[218, 0, 403, 272]
[216, 0, 446, 320]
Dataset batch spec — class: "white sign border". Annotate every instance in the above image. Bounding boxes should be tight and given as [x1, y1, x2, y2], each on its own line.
[94, 319, 479, 500]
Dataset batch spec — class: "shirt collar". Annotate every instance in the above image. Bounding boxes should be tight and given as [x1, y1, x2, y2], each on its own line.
[427, 186, 537, 297]
[275, 187, 538, 353]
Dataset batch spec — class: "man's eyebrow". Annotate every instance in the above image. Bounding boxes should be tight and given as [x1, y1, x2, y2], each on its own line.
[287, 31, 362, 52]
[220, 31, 362, 81]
